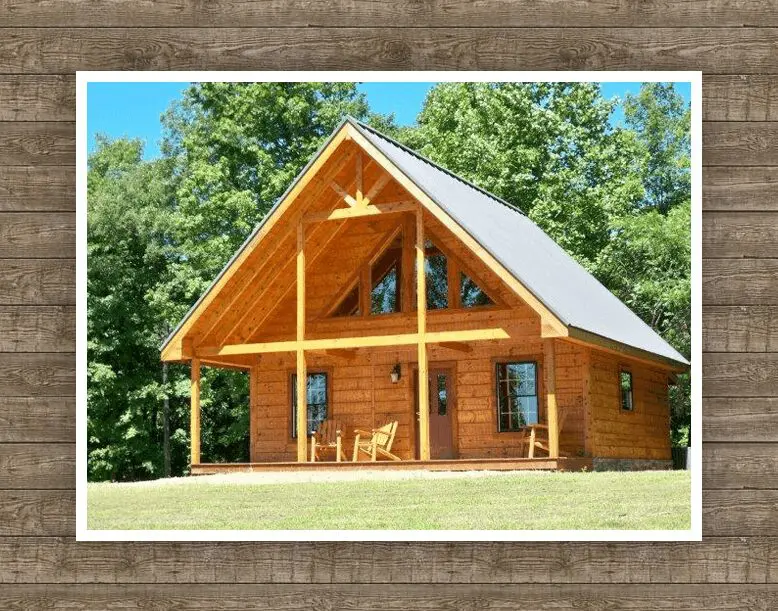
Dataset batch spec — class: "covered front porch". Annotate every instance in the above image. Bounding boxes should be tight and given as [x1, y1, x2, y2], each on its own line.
[186, 201, 568, 472]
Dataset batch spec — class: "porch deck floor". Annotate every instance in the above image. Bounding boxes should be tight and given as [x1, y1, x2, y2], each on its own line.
[191, 457, 592, 475]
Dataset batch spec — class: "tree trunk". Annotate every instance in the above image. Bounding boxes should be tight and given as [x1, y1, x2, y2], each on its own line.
[162, 360, 171, 478]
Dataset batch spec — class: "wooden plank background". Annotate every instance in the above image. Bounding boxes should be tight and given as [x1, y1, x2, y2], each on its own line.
[1, 1, 776, 608]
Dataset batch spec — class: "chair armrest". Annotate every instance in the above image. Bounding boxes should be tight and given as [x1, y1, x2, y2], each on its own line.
[353, 429, 373, 437]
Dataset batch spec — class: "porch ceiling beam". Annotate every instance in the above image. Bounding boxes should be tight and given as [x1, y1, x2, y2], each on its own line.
[438, 341, 472, 353]
[197, 327, 511, 357]
[198, 357, 251, 371]
[303, 200, 416, 224]
[308, 348, 358, 361]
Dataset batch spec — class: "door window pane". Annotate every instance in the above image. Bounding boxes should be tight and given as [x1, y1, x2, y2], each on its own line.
[437, 374, 447, 415]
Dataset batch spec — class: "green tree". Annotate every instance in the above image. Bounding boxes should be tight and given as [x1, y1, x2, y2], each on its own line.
[624, 82, 691, 214]
[87, 137, 187, 480]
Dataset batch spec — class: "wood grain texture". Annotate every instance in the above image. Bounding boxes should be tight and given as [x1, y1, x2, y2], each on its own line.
[0, 397, 75, 442]
[0, 75, 74, 121]
[704, 353, 778, 397]
[0, 353, 74, 397]
[703, 166, 778, 211]
[0, 490, 74, 536]
[2, 0, 777, 28]
[703, 398, 778, 442]
[0, 583, 777, 609]
[703, 212, 778, 258]
[0, 166, 75, 211]
[0, 259, 75, 305]
[703, 306, 778, 352]
[0, 213, 75, 258]
[704, 490, 778, 536]
[2, 537, 778, 583]
[4, 440, 770, 491]
[704, 75, 778, 122]
[0, 122, 74, 165]
[1, 75, 775, 124]
[0, 306, 75, 352]
[0, 2, 776, 605]
[704, 443, 778, 489]
[703, 259, 778, 305]
[0, 443, 74, 489]
[704, 122, 778, 166]
[0, 486, 767, 538]
[1, 29, 778, 74]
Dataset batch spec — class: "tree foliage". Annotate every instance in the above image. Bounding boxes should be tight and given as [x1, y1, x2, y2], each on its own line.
[87, 82, 692, 480]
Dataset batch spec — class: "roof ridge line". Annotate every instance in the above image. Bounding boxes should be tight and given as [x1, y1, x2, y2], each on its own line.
[346, 116, 527, 217]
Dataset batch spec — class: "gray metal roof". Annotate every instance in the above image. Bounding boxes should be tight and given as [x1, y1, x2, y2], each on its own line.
[349, 118, 689, 367]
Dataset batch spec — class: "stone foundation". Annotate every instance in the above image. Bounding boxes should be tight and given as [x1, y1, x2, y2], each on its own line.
[592, 457, 673, 471]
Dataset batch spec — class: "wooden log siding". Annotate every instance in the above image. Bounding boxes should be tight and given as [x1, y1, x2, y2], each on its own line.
[1, 2, 775, 607]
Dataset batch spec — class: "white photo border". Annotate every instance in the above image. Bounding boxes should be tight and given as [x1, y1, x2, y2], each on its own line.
[76, 70, 703, 542]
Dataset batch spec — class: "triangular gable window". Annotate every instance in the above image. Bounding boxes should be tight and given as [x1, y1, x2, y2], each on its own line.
[371, 232, 402, 314]
[424, 240, 448, 310]
[329, 231, 495, 319]
[332, 282, 361, 317]
[460, 272, 494, 308]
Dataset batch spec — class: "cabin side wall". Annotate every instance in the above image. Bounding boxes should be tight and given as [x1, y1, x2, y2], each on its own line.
[588, 349, 672, 464]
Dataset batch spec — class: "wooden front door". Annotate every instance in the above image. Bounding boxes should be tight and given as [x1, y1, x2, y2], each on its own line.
[415, 367, 456, 459]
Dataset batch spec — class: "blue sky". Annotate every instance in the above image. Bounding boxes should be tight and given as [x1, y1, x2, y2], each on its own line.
[87, 81, 691, 160]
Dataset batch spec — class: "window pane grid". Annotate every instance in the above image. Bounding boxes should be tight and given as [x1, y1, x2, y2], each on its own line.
[291, 372, 329, 438]
[496, 362, 538, 432]
[620, 370, 634, 411]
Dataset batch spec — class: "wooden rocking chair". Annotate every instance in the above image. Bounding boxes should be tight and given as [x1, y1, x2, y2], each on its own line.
[522, 407, 569, 458]
[310, 419, 347, 462]
[352, 421, 401, 462]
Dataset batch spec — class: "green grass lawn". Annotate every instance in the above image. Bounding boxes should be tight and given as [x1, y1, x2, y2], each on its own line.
[87, 470, 691, 531]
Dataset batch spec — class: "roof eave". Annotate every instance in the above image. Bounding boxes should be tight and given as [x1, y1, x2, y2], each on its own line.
[568, 326, 690, 372]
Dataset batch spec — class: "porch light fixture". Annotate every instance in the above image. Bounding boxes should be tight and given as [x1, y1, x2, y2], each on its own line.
[390, 363, 401, 384]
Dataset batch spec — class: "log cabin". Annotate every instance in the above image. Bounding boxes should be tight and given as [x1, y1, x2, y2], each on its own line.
[161, 117, 690, 473]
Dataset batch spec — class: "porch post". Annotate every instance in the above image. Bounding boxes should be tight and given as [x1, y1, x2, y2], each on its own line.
[296, 222, 308, 462]
[190, 357, 201, 465]
[416, 208, 431, 461]
[249, 358, 259, 463]
[543, 338, 559, 458]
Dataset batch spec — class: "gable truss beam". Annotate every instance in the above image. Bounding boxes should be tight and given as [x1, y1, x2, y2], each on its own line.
[197, 327, 511, 357]
[304, 200, 416, 224]
[329, 180, 358, 207]
[329, 159, 392, 210]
